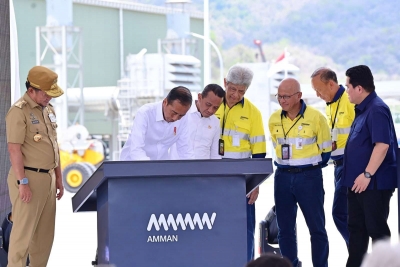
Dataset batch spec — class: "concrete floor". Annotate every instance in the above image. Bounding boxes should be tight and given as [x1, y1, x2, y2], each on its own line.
[47, 164, 399, 267]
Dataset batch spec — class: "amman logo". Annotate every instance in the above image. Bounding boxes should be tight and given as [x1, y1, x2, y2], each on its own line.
[146, 212, 217, 243]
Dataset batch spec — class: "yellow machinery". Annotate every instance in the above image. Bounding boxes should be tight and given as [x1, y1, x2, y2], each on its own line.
[59, 125, 105, 193]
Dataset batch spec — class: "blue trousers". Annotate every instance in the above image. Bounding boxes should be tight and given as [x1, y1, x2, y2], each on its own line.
[274, 168, 329, 267]
[246, 198, 255, 262]
[332, 164, 349, 247]
[346, 189, 393, 267]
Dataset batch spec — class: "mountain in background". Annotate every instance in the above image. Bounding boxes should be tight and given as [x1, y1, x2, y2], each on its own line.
[132, 0, 400, 82]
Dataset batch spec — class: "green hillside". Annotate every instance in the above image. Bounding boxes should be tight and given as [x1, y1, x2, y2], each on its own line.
[133, 0, 400, 81]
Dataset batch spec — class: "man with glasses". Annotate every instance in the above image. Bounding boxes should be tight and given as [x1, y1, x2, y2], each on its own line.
[215, 65, 266, 262]
[268, 78, 331, 267]
[311, 68, 354, 248]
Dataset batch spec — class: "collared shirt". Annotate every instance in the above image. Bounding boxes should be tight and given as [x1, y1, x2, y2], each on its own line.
[269, 99, 332, 167]
[170, 101, 221, 159]
[342, 91, 397, 190]
[6, 93, 59, 170]
[326, 85, 355, 160]
[120, 101, 195, 161]
[215, 97, 266, 159]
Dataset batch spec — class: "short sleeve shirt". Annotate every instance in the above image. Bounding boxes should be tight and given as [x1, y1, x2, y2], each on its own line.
[6, 93, 60, 170]
[342, 91, 397, 190]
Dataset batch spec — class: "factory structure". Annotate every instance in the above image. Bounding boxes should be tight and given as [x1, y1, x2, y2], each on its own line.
[14, 0, 204, 161]
[13, 0, 400, 165]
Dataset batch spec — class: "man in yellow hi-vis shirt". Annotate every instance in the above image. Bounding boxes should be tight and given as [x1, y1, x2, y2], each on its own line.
[269, 78, 331, 267]
[215, 65, 266, 262]
[311, 68, 355, 248]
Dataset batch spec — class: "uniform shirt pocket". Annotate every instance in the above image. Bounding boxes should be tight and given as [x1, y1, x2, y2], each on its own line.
[336, 113, 352, 128]
[272, 126, 285, 144]
[29, 123, 46, 134]
[298, 127, 314, 138]
[353, 122, 363, 132]
[234, 120, 250, 133]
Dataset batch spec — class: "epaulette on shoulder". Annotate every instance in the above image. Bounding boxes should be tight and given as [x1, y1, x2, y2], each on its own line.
[14, 100, 27, 109]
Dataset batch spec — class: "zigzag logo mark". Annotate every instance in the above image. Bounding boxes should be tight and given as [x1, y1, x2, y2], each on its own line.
[147, 213, 217, 231]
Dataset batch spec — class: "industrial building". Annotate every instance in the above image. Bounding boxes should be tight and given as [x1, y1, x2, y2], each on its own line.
[14, 0, 205, 159]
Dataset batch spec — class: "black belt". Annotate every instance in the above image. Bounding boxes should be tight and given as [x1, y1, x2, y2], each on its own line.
[24, 166, 51, 173]
[333, 159, 343, 166]
[278, 165, 321, 173]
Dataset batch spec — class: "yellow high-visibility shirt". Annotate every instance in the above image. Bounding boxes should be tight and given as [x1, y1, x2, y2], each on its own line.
[215, 98, 266, 159]
[269, 100, 332, 167]
[326, 88, 355, 158]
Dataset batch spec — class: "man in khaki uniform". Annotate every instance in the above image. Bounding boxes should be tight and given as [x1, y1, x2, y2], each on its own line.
[6, 66, 64, 267]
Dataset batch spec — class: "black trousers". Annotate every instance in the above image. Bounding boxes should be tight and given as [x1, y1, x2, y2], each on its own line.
[346, 188, 394, 267]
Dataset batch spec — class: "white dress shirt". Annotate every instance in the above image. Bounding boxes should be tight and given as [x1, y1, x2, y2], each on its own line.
[120, 101, 195, 160]
[170, 101, 221, 159]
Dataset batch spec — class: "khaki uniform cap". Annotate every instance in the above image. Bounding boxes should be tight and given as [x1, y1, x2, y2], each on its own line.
[27, 66, 64, 98]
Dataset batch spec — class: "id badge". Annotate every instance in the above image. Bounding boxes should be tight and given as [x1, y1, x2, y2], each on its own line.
[48, 113, 57, 123]
[218, 139, 225, 156]
[295, 137, 303, 150]
[232, 134, 240, 147]
[331, 128, 338, 141]
[281, 144, 290, 160]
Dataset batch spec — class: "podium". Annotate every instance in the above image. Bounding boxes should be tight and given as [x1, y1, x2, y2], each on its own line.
[72, 159, 273, 267]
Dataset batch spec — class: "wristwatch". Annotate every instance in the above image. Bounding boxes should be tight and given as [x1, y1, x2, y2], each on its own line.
[364, 171, 373, 179]
[17, 178, 29, 185]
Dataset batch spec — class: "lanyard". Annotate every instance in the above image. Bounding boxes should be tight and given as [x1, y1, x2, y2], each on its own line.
[281, 115, 302, 141]
[221, 103, 229, 136]
[330, 94, 343, 129]
[221, 100, 241, 136]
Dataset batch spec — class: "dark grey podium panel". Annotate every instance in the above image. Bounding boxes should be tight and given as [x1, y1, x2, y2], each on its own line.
[72, 159, 273, 267]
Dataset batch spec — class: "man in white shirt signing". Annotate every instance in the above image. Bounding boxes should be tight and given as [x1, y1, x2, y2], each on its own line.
[170, 84, 225, 159]
[120, 86, 195, 161]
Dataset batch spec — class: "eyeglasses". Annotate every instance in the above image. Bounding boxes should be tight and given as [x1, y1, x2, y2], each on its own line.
[275, 92, 300, 100]
[226, 84, 247, 96]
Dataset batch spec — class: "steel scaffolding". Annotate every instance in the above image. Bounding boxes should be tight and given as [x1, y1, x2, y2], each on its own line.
[36, 26, 84, 133]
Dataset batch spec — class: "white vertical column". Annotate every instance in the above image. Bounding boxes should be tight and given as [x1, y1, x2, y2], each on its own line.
[266, 76, 273, 158]
[79, 30, 84, 126]
[203, 0, 210, 87]
[10, 0, 21, 104]
[119, 8, 124, 79]
[53, 26, 69, 138]
[35, 27, 41, 66]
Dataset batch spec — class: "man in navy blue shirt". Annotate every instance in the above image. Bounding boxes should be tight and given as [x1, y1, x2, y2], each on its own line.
[342, 65, 397, 267]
